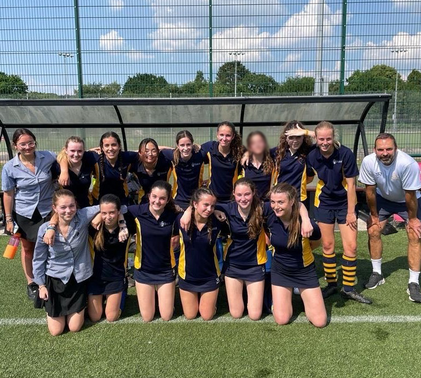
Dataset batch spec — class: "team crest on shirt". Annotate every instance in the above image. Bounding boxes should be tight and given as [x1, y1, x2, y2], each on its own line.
[159, 221, 167, 227]
[216, 277, 220, 285]
[191, 162, 201, 167]
[333, 159, 343, 165]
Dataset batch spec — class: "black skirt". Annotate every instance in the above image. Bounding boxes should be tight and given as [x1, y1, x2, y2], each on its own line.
[271, 260, 319, 289]
[44, 275, 88, 317]
[14, 208, 50, 242]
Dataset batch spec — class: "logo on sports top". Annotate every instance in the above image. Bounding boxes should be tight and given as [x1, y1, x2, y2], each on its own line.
[333, 159, 343, 165]
[159, 221, 167, 228]
[216, 277, 220, 285]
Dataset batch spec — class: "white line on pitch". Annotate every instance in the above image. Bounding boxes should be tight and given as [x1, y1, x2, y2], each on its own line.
[2, 315, 421, 326]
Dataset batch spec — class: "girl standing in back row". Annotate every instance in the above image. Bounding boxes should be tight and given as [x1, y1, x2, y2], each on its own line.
[306, 121, 371, 304]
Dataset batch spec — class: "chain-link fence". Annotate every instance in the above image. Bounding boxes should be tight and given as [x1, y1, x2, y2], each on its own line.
[1, 1, 420, 152]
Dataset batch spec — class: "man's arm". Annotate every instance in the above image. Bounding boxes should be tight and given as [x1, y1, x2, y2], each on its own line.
[405, 190, 421, 238]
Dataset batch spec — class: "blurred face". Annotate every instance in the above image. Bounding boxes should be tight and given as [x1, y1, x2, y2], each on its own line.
[149, 187, 169, 212]
[270, 192, 293, 219]
[53, 196, 77, 222]
[375, 138, 397, 166]
[217, 125, 234, 148]
[177, 137, 193, 159]
[234, 183, 254, 210]
[286, 134, 304, 152]
[65, 141, 84, 164]
[140, 142, 159, 165]
[193, 194, 216, 220]
[15, 134, 36, 157]
[100, 202, 119, 228]
[248, 134, 266, 156]
[315, 128, 334, 154]
[102, 137, 121, 161]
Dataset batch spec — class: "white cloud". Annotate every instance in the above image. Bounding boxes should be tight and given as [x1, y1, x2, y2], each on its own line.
[362, 32, 421, 72]
[149, 22, 201, 51]
[99, 30, 124, 51]
[109, 0, 124, 11]
[126, 49, 152, 61]
[391, 0, 421, 10]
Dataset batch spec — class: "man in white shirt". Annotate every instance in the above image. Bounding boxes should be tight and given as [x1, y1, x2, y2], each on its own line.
[359, 133, 421, 302]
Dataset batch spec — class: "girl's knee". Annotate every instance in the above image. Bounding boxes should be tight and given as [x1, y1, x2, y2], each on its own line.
[68, 323, 83, 333]
[49, 327, 64, 336]
[248, 309, 262, 321]
[105, 311, 120, 323]
[89, 312, 102, 323]
[229, 309, 244, 319]
[274, 314, 291, 325]
[309, 316, 327, 328]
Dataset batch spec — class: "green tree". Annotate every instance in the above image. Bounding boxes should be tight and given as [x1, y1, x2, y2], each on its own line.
[406, 69, 421, 90]
[74, 81, 121, 97]
[215, 61, 250, 87]
[0, 72, 28, 95]
[179, 71, 208, 95]
[122, 74, 169, 96]
[346, 65, 402, 93]
[278, 76, 315, 94]
[239, 73, 279, 95]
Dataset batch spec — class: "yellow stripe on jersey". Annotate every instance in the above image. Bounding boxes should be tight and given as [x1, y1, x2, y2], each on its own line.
[302, 238, 315, 267]
[238, 167, 245, 180]
[137, 187, 145, 204]
[90, 164, 100, 205]
[134, 218, 143, 269]
[223, 237, 233, 261]
[171, 165, 179, 200]
[178, 231, 186, 279]
[342, 176, 348, 191]
[271, 169, 278, 188]
[207, 152, 212, 188]
[232, 162, 239, 187]
[300, 166, 308, 202]
[123, 236, 131, 270]
[257, 228, 268, 265]
[170, 225, 176, 268]
[314, 179, 325, 208]
[213, 235, 222, 277]
[198, 162, 205, 187]
[88, 236, 95, 266]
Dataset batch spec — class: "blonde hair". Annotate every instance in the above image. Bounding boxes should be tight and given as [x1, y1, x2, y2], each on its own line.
[57, 136, 85, 168]
[269, 183, 300, 248]
[314, 121, 341, 149]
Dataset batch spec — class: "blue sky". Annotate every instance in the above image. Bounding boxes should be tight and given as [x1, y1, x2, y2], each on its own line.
[1, 0, 420, 95]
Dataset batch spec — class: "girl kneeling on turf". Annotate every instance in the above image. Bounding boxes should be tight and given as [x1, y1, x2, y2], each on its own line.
[88, 194, 135, 323]
[266, 183, 327, 328]
[177, 188, 226, 321]
[32, 190, 100, 336]
[127, 180, 180, 322]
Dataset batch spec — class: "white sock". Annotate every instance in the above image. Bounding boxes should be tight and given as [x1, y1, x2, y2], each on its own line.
[409, 269, 420, 284]
[371, 259, 382, 275]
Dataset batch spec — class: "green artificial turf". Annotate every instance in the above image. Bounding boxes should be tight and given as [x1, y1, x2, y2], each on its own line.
[1, 230, 421, 378]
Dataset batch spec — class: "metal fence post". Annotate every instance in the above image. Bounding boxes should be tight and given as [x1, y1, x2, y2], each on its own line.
[74, 0, 83, 98]
[208, 0, 213, 98]
[339, 0, 347, 95]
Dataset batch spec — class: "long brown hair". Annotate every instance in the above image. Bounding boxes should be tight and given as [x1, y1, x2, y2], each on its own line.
[174, 130, 194, 166]
[314, 121, 341, 149]
[99, 131, 124, 182]
[275, 120, 312, 168]
[189, 187, 216, 242]
[57, 136, 85, 168]
[233, 178, 263, 239]
[217, 121, 244, 162]
[12, 128, 37, 146]
[149, 180, 177, 213]
[269, 183, 300, 248]
[246, 131, 274, 175]
[94, 194, 121, 251]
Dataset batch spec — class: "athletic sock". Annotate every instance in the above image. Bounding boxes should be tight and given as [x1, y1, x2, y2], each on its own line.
[409, 269, 420, 285]
[342, 255, 357, 292]
[323, 253, 337, 286]
[371, 258, 382, 275]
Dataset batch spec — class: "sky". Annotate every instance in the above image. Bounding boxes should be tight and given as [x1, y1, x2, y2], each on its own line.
[1, 0, 420, 95]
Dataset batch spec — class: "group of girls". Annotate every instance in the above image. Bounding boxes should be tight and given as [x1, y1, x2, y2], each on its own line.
[2, 119, 370, 335]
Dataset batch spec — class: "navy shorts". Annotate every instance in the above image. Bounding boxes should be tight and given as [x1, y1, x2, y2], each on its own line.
[88, 278, 125, 296]
[178, 277, 220, 293]
[377, 194, 421, 222]
[222, 263, 266, 282]
[134, 268, 176, 285]
[314, 207, 348, 225]
[271, 260, 319, 289]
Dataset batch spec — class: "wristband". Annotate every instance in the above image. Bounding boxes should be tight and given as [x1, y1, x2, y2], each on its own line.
[6, 219, 13, 223]
[47, 225, 56, 231]
[305, 129, 309, 136]
[118, 219, 126, 225]
[119, 225, 127, 230]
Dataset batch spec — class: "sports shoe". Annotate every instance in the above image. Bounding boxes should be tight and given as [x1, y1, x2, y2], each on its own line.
[322, 285, 338, 299]
[407, 283, 421, 303]
[340, 288, 372, 304]
[26, 282, 39, 301]
[365, 272, 385, 290]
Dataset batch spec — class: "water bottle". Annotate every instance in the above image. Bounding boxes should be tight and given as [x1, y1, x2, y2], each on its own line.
[3, 233, 21, 259]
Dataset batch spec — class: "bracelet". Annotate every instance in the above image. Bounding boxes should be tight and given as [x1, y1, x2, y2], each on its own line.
[305, 129, 309, 136]
[119, 225, 128, 230]
[39, 285, 46, 289]
[118, 219, 126, 225]
[6, 219, 13, 223]
[5, 214, 12, 218]
[47, 225, 56, 231]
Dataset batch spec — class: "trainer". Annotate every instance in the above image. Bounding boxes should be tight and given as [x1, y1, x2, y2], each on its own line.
[359, 133, 421, 302]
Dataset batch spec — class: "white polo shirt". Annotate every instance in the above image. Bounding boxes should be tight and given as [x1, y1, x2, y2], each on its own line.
[359, 150, 421, 203]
